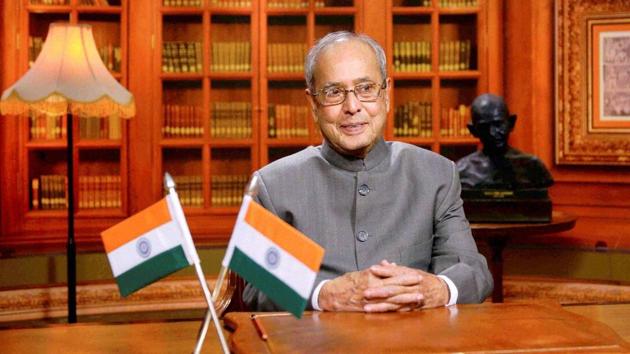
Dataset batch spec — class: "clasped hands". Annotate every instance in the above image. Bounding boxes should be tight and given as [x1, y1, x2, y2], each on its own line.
[318, 260, 449, 312]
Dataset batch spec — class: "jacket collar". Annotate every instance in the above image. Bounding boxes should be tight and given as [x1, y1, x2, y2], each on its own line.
[321, 137, 389, 172]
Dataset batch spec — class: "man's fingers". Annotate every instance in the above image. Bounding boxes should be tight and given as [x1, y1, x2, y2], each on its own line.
[381, 273, 422, 286]
[365, 289, 422, 302]
[363, 302, 403, 313]
[384, 292, 424, 305]
[369, 264, 396, 277]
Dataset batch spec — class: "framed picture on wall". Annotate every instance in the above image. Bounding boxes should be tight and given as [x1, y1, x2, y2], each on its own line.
[591, 20, 630, 131]
[555, 0, 630, 165]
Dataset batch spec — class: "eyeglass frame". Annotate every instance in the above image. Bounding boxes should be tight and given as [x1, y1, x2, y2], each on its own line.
[309, 80, 388, 106]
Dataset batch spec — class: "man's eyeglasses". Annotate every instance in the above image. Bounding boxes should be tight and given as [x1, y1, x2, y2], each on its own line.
[310, 80, 387, 106]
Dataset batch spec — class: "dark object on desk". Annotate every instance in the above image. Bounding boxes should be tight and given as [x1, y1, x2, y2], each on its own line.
[456, 93, 554, 223]
[462, 189, 552, 223]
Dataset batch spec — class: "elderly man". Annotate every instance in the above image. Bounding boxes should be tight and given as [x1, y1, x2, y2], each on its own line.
[244, 31, 492, 312]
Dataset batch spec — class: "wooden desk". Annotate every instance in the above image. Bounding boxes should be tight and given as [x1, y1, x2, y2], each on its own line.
[0, 303, 627, 353]
[0, 320, 225, 353]
[225, 303, 629, 353]
[471, 210, 577, 302]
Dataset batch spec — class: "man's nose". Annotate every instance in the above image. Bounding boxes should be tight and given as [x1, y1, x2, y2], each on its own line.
[342, 90, 362, 113]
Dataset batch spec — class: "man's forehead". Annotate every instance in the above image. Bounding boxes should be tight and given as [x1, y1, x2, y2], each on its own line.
[314, 39, 379, 75]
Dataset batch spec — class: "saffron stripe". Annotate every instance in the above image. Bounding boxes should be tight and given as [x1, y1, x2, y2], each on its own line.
[229, 247, 307, 318]
[102, 198, 171, 253]
[116, 245, 189, 297]
[244, 199, 324, 272]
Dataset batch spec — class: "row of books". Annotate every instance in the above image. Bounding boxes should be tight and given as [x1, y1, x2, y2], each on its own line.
[394, 103, 473, 138]
[211, 174, 248, 207]
[438, 0, 477, 8]
[211, 102, 252, 138]
[440, 105, 472, 137]
[160, 175, 248, 207]
[30, 114, 67, 140]
[268, 104, 310, 138]
[162, 41, 203, 73]
[267, 0, 307, 7]
[210, 0, 252, 6]
[79, 0, 111, 5]
[163, 0, 203, 6]
[162, 104, 204, 138]
[393, 40, 473, 72]
[30, 175, 122, 210]
[79, 115, 122, 140]
[163, 0, 254, 7]
[438, 40, 472, 71]
[31, 176, 67, 210]
[267, 43, 307, 73]
[393, 41, 431, 72]
[212, 42, 252, 72]
[28, 37, 44, 68]
[160, 40, 467, 74]
[171, 175, 204, 207]
[29, 0, 68, 4]
[98, 43, 122, 72]
[394, 101, 433, 138]
[267, 0, 352, 7]
[78, 175, 121, 209]
[29, 114, 122, 141]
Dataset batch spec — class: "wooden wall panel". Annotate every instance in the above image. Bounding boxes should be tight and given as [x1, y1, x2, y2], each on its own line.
[128, 0, 156, 214]
[504, 0, 630, 251]
[1, 0, 23, 236]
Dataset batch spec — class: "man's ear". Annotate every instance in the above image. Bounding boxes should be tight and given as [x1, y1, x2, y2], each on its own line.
[467, 122, 478, 137]
[305, 89, 319, 123]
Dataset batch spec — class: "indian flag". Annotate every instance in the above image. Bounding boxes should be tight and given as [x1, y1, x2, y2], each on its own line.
[101, 193, 199, 297]
[223, 195, 325, 318]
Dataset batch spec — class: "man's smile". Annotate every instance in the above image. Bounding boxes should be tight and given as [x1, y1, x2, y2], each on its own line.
[339, 121, 368, 135]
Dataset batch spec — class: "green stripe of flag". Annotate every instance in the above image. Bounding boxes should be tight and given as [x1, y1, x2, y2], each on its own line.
[230, 247, 307, 318]
[116, 245, 189, 297]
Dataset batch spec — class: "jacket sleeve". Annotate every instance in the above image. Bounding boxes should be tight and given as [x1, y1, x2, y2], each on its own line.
[429, 162, 494, 303]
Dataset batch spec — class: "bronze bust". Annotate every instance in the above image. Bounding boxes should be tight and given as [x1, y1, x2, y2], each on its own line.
[456, 94, 553, 190]
[456, 94, 553, 222]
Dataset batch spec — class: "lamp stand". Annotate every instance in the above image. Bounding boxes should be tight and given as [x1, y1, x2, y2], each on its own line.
[66, 114, 77, 323]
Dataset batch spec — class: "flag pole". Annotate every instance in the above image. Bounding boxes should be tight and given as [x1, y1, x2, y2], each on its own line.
[211, 174, 260, 306]
[192, 261, 229, 354]
[164, 173, 229, 354]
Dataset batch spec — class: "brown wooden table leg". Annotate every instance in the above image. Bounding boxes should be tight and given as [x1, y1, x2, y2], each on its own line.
[488, 238, 507, 303]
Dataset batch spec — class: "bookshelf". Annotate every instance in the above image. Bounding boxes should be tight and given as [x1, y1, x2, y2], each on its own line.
[155, 0, 260, 239]
[387, 0, 489, 161]
[0, 0, 501, 251]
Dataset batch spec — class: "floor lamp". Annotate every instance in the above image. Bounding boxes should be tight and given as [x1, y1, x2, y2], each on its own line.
[0, 23, 135, 323]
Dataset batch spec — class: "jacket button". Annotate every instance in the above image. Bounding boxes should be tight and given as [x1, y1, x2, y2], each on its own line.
[358, 184, 370, 196]
[356, 230, 368, 242]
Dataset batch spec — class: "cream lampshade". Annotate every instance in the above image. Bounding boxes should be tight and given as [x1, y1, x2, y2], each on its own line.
[1, 22, 135, 117]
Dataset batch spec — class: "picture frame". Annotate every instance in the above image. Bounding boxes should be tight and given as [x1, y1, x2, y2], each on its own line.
[555, 0, 630, 165]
